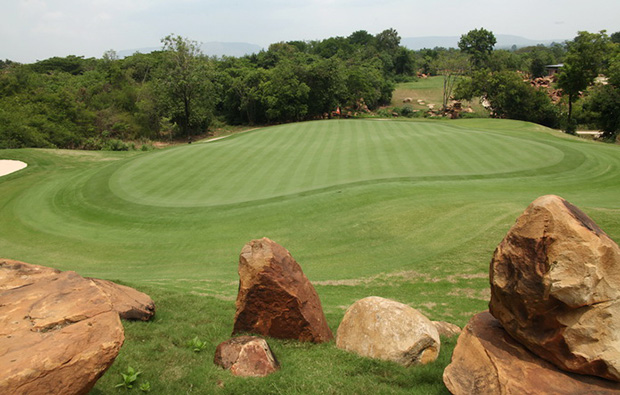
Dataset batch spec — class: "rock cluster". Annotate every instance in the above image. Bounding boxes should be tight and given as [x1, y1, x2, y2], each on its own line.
[232, 237, 333, 343]
[489, 195, 620, 381]
[224, 238, 455, 377]
[444, 195, 620, 393]
[0, 259, 155, 394]
[336, 296, 440, 367]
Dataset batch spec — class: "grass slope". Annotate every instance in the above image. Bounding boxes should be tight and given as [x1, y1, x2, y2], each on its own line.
[1, 118, 619, 394]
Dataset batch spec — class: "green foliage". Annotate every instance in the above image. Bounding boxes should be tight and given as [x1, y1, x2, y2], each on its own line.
[187, 336, 207, 352]
[581, 51, 620, 140]
[154, 34, 216, 138]
[102, 139, 132, 151]
[115, 366, 141, 390]
[558, 30, 612, 132]
[458, 28, 497, 69]
[455, 70, 559, 127]
[582, 84, 620, 140]
[30, 55, 94, 75]
[433, 50, 470, 109]
[139, 381, 151, 392]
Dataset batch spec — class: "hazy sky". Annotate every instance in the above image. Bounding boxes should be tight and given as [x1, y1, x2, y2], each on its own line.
[2, 0, 619, 63]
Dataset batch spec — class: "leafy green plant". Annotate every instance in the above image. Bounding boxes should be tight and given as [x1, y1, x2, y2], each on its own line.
[115, 366, 141, 390]
[139, 381, 151, 393]
[187, 336, 207, 352]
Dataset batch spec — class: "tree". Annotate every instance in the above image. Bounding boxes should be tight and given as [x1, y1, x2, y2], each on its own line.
[348, 30, 375, 47]
[454, 70, 559, 127]
[393, 47, 417, 77]
[155, 34, 215, 138]
[458, 28, 496, 69]
[259, 60, 310, 123]
[557, 31, 611, 133]
[375, 28, 401, 53]
[433, 50, 470, 110]
[582, 51, 620, 140]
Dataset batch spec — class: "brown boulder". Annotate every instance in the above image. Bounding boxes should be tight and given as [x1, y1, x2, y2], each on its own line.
[1, 259, 155, 321]
[232, 238, 333, 343]
[0, 259, 60, 291]
[336, 296, 440, 366]
[489, 195, 620, 381]
[432, 321, 462, 338]
[214, 336, 280, 377]
[0, 267, 124, 395]
[443, 312, 619, 394]
[90, 278, 155, 321]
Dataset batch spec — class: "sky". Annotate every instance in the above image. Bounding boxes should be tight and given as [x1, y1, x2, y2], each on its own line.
[2, 0, 619, 63]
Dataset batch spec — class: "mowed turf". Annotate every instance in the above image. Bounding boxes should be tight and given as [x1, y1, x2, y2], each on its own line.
[109, 120, 563, 207]
[1, 118, 619, 394]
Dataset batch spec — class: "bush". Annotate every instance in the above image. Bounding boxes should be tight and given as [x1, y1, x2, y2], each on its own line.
[102, 138, 130, 151]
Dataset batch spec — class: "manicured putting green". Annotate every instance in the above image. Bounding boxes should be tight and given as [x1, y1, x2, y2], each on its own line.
[109, 120, 564, 207]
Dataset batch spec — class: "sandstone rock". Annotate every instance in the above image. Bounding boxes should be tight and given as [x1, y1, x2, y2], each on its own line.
[0, 259, 60, 291]
[489, 195, 620, 381]
[443, 312, 619, 394]
[233, 238, 333, 343]
[214, 336, 280, 377]
[90, 278, 155, 321]
[433, 321, 461, 338]
[336, 296, 440, 366]
[0, 268, 124, 395]
[1, 259, 156, 322]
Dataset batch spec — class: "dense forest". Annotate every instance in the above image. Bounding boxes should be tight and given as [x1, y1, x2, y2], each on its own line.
[1, 28, 619, 150]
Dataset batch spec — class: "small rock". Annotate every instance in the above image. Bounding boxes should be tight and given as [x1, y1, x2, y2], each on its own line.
[443, 312, 620, 394]
[336, 296, 440, 366]
[233, 238, 333, 343]
[489, 195, 620, 381]
[214, 336, 280, 377]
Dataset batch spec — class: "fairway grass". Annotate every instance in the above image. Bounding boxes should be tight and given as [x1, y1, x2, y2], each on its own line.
[1, 118, 619, 394]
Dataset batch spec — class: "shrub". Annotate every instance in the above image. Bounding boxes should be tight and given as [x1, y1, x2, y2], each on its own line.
[102, 138, 130, 151]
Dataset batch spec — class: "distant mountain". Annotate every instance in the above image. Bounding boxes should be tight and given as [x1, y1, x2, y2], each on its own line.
[117, 41, 263, 58]
[401, 34, 567, 50]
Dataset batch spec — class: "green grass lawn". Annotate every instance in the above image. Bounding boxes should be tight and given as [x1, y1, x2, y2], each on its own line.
[1, 118, 619, 394]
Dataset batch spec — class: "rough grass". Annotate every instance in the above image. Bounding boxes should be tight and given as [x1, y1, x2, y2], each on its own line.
[1, 118, 619, 394]
[392, 76, 487, 114]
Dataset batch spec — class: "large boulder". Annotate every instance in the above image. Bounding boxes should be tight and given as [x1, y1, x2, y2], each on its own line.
[432, 321, 461, 338]
[489, 195, 620, 381]
[0, 263, 124, 395]
[232, 238, 333, 343]
[443, 311, 620, 394]
[214, 336, 280, 377]
[90, 278, 155, 321]
[336, 296, 440, 366]
[0, 259, 60, 291]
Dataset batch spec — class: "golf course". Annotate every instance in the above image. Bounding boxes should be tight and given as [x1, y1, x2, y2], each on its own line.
[2, 118, 619, 393]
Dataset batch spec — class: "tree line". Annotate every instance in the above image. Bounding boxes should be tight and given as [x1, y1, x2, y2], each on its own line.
[0, 29, 406, 149]
[1, 28, 619, 149]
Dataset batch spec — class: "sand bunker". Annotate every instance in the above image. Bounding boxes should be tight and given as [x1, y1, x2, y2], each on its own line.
[0, 160, 27, 177]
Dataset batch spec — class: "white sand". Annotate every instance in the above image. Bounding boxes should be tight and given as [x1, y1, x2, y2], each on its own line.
[0, 160, 27, 177]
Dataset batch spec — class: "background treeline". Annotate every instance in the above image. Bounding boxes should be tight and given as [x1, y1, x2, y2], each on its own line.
[0, 29, 406, 149]
[448, 29, 620, 139]
[1, 28, 619, 149]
